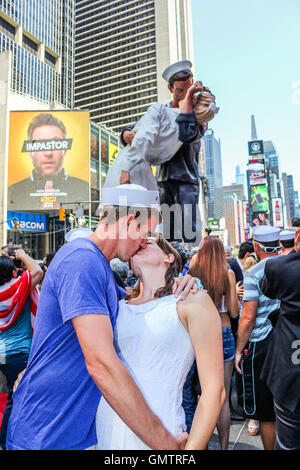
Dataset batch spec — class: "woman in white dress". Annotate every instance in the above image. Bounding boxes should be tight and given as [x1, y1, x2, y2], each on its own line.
[96, 233, 225, 450]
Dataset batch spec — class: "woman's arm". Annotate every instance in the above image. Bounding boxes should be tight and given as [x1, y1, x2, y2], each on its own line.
[178, 292, 226, 450]
[225, 269, 239, 319]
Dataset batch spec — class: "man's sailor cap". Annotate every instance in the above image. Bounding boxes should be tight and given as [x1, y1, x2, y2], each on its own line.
[101, 184, 160, 209]
[280, 230, 295, 241]
[252, 225, 281, 242]
[162, 60, 193, 83]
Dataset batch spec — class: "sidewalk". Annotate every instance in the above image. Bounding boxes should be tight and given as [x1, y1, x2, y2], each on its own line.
[208, 420, 263, 450]
[208, 372, 264, 450]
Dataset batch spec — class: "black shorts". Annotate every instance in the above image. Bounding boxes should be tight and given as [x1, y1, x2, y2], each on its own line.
[241, 331, 275, 422]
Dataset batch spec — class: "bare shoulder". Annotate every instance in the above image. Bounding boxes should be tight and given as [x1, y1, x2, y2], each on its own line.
[228, 268, 237, 285]
[178, 291, 218, 319]
[228, 268, 235, 279]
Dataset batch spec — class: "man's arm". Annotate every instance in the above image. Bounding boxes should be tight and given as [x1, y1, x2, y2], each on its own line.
[235, 300, 258, 374]
[260, 259, 279, 300]
[176, 81, 205, 144]
[72, 313, 186, 450]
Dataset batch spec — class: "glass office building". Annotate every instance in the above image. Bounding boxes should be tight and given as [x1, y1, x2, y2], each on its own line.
[204, 129, 225, 220]
[0, 0, 74, 106]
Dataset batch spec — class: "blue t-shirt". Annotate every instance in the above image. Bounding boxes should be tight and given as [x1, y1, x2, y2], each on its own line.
[0, 298, 32, 358]
[7, 238, 125, 450]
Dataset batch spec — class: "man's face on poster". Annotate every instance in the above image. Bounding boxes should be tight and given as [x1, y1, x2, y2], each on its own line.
[30, 125, 66, 177]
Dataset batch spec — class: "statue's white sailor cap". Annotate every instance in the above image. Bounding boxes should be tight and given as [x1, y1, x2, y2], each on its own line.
[252, 225, 281, 242]
[280, 230, 295, 241]
[162, 60, 192, 83]
[224, 246, 232, 252]
[65, 227, 93, 242]
[101, 184, 160, 209]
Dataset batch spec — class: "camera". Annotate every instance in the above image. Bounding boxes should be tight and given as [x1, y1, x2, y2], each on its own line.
[7, 245, 24, 269]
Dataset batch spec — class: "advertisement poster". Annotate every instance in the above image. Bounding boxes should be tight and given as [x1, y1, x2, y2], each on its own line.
[8, 110, 90, 210]
[7, 211, 47, 233]
[252, 212, 270, 226]
[248, 158, 267, 185]
[243, 201, 250, 230]
[248, 140, 264, 156]
[250, 184, 269, 213]
[109, 141, 120, 166]
[272, 198, 284, 228]
[90, 125, 99, 161]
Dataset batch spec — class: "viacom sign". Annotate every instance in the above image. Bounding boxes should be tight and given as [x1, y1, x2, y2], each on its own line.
[7, 211, 46, 233]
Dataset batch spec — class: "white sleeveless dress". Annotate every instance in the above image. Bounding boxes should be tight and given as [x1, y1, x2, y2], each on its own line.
[96, 295, 195, 450]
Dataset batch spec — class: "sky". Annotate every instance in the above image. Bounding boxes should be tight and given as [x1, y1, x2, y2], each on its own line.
[191, 0, 300, 194]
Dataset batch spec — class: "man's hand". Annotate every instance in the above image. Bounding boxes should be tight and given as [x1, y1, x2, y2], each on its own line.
[13, 369, 26, 393]
[120, 170, 131, 185]
[234, 351, 243, 375]
[175, 432, 189, 450]
[123, 130, 136, 146]
[236, 281, 244, 301]
[172, 274, 199, 300]
[178, 81, 203, 113]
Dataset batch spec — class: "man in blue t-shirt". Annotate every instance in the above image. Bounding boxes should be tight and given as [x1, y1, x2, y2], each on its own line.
[7, 184, 198, 450]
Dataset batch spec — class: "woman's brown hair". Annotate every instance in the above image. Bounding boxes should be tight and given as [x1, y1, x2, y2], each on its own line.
[188, 236, 230, 311]
[126, 233, 182, 300]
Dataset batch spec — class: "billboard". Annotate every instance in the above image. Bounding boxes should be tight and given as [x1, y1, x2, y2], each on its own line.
[252, 212, 270, 226]
[248, 140, 264, 156]
[272, 198, 284, 228]
[248, 158, 267, 185]
[7, 110, 90, 211]
[250, 184, 269, 213]
[243, 201, 250, 230]
[7, 211, 47, 232]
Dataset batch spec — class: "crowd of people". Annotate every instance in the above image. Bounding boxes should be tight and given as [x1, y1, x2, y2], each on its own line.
[0, 185, 299, 451]
[0, 59, 299, 451]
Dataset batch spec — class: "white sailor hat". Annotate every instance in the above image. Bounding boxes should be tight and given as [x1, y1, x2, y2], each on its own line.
[162, 60, 192, 83]
[224, 246, 232, 252]
[280, 230, 295, 241]
[252, 225, 281, 243]
[65, 227, 93, 242]
[101, 184, 160, 209]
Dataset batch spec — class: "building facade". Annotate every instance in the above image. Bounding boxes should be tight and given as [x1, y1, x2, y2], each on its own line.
[0, 0, 75, 107]
[203, 128, 224, 220]
[74, 0, 194, 133]
[224, 193, 245, 247]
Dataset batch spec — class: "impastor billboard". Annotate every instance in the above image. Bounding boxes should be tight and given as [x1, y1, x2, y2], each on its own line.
[7, 110, 90, 210]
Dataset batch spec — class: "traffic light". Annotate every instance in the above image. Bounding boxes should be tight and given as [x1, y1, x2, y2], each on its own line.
[13, 220, 20, 232]
[59, 208, 66, 222]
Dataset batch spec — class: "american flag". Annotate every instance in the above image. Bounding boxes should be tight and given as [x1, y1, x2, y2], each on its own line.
[0, 270, 39, 331]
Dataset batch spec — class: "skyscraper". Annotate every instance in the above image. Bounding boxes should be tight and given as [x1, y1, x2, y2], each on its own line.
[224, 193, 245, 246]
[204, 128, 224, 220]
[264, 140, 281, 198]
[0, 0, 75, 107]
[287, 175, 295, 221]
[74, 0, 194, 133]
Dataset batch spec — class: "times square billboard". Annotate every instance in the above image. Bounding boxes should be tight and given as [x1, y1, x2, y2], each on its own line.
[7, 110, 90, 211]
